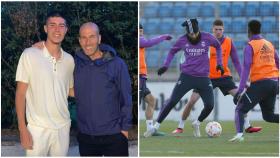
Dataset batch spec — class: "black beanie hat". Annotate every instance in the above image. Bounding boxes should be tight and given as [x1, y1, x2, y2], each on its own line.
[182, 18, 199, 34]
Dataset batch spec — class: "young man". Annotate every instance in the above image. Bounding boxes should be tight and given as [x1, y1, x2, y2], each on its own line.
[144, 18, 224, 137]
[139, 24, 172, 136]
[15, 12, 74, 156]
[172, 19, 262, 136]
[230, 20, 279, 142]
[74, 22, 132, 156]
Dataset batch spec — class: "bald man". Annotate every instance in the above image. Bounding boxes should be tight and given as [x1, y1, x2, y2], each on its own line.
[74, 22, 132, 156]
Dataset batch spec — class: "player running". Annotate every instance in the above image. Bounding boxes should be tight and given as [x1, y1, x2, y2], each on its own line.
[139, 24, 172, 136]
[172, 19, 262, 136]
[230, 20, 279, 142]
[144, 18, 224, 137]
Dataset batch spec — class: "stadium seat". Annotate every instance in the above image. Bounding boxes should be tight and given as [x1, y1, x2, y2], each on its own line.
[174, 18, 186, 35]
[231, 17, 246, 33]
[145, 18, 160, 34]
[230, 2, 245, 17]
[201, 17, 215, 33]
[260, 2, 273, 16]
[145, 50, 160, 67]
[219, 2, 231, 17]
[262, 17, 276, 33]
[186, 3, 201, 17]
[274, 2, 279, 16]
[140, 18, 146, 27]
[145, 2, 159, 7]
[158, 6, 172, 18]
[245, 2, 259, 16]
[159, 18, 175, 34]
[222, 17, 232, 33]
[143, 6, 158, 18]
[201, 3, 215, 17]
[172, 5, 186, 18]
[233, 34, 247, 50]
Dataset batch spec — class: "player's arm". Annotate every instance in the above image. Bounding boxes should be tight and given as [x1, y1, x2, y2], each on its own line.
[274, 49, 279, 69]
[238, 44, 253, 93]
[16, 82, 33, 149]
[209, 35, 224, 75]
[158, 38, 182, 75]
[230, 41, 242, 77]
[140, 35, 172, 48]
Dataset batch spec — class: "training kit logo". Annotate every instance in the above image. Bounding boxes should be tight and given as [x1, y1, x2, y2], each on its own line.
[201, 41, 206, 47]
[260, 44, 272, 54]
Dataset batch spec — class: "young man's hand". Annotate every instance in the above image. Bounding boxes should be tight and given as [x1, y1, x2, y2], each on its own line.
[32, 41, 45, 49]
[19, 127, 33, 150]
[121, 130, 128, 139]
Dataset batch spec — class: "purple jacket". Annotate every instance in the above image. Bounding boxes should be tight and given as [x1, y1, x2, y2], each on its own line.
[74, 44, 132, 136]
[164, 32, 222, 77]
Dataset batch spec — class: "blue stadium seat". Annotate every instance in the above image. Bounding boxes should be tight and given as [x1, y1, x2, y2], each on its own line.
[201, 3, 215, 17]
[219, 2, 231, 17]
[145, 50, 160, 67]
[159, 41, 173, 51]
[186, 3, 201, 17]
[230, 2, 245, 17]
[140, 18, 146, 27]
[260, 2, 273, 16]
[245, 2, 259, 16]
[233, 34, 247, 50]
[274, 2, 279, 16]
[231, 17, 246, 33]
[174, 18, 186, 35]
[145, 2, 160, 7]
[158, 6, 172, 17]
[159, 18, 175, 34]
[222, 17, 232, 33]
[262, 17, 276, 33]
[172, 5, 186, 17]
[145, 18, 160, 34]
[201, 17, 214, 33]
[143, 6, 158, 18]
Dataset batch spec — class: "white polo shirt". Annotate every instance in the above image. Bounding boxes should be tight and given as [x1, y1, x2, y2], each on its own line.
[16, 46, 74, 129]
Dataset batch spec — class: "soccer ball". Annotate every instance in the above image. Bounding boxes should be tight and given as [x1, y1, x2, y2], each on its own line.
[205, 121, 222, 137]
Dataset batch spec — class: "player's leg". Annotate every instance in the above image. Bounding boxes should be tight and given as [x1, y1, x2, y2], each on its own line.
[259, 81, 279, 123]
[219, 77, 261, 133]
[140, 76, 156, 132]
[230, 82, 262, 142]
[192, 78, 214, 137]
[144, 93, 156, 130]
[144, 73, 193, 137]
[172, 90, 200, 134]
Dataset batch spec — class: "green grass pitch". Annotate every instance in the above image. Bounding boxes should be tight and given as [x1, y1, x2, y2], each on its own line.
[140, 120, 279, 156]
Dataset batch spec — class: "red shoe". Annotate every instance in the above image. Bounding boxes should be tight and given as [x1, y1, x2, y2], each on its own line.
[172, 128, 184, 134]
[245, 126, 262, 133]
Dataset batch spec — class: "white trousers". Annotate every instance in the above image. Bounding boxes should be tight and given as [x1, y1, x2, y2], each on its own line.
[26, 123, 70, 156]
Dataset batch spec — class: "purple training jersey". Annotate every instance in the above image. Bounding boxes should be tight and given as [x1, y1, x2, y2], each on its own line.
[163, 32, 222, 77]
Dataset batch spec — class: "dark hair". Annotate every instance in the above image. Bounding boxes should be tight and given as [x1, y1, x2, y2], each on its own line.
[182, 18, 199, 34]
[140, 24, 143, 29]
[45, 11, 67, 26]
[213, 19, 223, 26]
[248, 20, 261, 34]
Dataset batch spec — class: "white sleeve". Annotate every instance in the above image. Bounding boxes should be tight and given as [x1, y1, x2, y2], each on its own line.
[15, 51, 30, 83]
